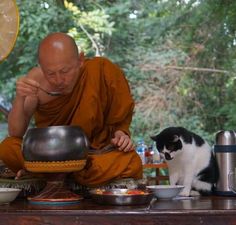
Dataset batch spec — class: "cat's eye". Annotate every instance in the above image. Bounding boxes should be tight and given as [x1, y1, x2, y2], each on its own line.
[167, 145, 175, 151]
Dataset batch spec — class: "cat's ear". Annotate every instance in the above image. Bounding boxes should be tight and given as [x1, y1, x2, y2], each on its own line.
[173, 135, 179, 142]
[150, 135, 157, 141]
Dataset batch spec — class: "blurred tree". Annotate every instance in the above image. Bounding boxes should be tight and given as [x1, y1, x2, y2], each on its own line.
[1, 0, 236, 145]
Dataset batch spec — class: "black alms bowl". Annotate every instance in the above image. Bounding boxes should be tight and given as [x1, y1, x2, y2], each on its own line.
[22, 126, 89, 162]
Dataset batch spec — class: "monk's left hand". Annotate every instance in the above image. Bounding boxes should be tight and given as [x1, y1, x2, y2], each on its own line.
[111, 130, 135, 152]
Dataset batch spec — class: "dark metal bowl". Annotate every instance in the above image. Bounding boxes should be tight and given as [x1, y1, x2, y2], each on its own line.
[90, 189, 153, 206]
[22, 126, 89, 162]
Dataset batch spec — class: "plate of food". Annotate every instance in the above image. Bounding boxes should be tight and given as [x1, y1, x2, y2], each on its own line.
[90, 188, 153, 205]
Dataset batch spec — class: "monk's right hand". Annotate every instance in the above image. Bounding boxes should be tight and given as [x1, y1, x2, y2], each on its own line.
[16, 76, 40, 98]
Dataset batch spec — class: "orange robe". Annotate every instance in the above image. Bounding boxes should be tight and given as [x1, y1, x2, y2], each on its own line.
[0, 57, 142, 186]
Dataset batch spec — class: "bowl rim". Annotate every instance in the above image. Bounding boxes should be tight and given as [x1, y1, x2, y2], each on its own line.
[27, 125, 83, 131]
[146, 185, 184, 189]
[0, 188, 21, 192]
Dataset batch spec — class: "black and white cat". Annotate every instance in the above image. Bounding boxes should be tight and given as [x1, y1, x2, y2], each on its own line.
[151, 126, 219, 196]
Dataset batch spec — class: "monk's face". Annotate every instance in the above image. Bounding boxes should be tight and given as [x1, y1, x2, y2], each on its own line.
[39, 52, 84, 94]
[38, 33, 84, 94]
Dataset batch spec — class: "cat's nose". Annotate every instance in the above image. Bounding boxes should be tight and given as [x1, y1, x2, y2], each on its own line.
[165, 152, 172, 160]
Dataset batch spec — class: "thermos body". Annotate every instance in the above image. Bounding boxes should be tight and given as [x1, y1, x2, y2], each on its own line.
[214, 130, 236, 196]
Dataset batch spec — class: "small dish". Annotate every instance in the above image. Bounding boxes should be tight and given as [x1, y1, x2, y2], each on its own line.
[146, 185, 184, 199]
[0, 188, 21, 204]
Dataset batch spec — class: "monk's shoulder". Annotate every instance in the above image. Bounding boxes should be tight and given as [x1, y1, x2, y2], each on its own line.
[26, 67, 44, 82]
[85, 56, 115, 68]
[85, 57, 123, 80]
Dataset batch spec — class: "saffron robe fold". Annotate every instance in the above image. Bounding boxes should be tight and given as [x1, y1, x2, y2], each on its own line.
[0, 57, 142, 186]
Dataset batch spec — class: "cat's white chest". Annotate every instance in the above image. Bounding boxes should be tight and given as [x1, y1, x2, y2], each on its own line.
[167, 156, 188, 184]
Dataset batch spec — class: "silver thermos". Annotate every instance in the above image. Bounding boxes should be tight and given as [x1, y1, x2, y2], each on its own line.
[214, 130, 236, 195]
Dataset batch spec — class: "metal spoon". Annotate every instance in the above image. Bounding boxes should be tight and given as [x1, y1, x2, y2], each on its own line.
[38, 86, 62, 96]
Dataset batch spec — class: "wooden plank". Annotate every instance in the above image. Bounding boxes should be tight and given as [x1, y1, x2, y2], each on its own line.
[0, 196, 236, 225]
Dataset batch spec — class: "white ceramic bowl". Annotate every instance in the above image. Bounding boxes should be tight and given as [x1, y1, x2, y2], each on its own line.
[0, 188, 21, 204]
[146, 185, 184, 199]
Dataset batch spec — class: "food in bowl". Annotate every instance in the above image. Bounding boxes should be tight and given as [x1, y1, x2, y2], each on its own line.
[94, 189, 147, 195]
[90, 188, 153, 205]
[146, 185, 184, 199]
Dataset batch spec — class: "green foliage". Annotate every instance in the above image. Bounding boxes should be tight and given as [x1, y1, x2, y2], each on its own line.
[2, 0, 236, 145]
[65, 0, 114, 56]
[168, 0, 236, 139]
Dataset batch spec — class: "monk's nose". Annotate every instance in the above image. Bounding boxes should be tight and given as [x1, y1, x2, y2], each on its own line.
[54, 73, 65, 86]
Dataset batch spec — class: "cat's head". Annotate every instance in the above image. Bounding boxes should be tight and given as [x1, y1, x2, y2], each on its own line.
[151, 127, 183, 161]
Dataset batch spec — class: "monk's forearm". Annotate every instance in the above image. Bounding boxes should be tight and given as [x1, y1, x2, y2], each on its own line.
[114, 111, 133, 137]
[8, 96, 30, 137]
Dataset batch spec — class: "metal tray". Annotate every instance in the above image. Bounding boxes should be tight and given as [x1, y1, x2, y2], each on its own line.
[90, 188, 153, 206]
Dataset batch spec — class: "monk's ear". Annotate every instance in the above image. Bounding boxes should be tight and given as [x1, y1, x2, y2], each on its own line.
[78, 51, 85, 66]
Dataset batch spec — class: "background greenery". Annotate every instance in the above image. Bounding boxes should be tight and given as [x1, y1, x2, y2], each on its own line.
[1, 0, 236, 146]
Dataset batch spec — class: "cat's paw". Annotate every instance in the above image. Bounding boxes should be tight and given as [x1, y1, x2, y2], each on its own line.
[178, 189, 190, 197]
[190, 190, 200, 196]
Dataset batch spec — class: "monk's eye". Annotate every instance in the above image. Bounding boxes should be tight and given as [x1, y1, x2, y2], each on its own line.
[61, 69, 69, 74]
[47, 72, 55, 76]
[60, 67, 72, 74]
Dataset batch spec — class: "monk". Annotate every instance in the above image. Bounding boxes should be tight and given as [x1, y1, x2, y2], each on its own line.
[0, 32, 142, 187]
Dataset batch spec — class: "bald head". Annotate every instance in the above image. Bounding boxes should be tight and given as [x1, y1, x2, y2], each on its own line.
[38, 32, 79, 65]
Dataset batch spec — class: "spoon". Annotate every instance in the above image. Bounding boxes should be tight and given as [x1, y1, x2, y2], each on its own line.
[38, 86, 62, 96]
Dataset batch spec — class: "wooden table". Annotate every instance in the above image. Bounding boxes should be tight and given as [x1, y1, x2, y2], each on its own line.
[1, 195, 236, 225]
[143, 163, 169, 184]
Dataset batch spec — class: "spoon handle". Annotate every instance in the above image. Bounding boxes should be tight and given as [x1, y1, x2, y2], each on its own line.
[38, 86, 51, 95]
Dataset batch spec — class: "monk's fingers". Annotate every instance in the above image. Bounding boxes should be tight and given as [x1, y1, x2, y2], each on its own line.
[16, 87, 38, 98]
[15, 169, 35, 180]
[23, 78, 40, 88]
[111, 133, 134, 152]
[122, 142, 135, 152]
[17, 76, 40, 88]
[17, 77, 40, 91]
[16, 85, 38, 97]
[16, 78, 39, 97]
[111, 134, 125, 147]
[15, 169, 27, 180]
[117, 134, 130, 146]
[110, 136, 119, 146]
[129, 143, 135, 151]
[116, 137, 128, 150]
[118, 137, 134, 152]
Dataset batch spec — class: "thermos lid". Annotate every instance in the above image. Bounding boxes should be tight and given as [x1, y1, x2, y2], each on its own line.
[215, 130, 236, 146]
